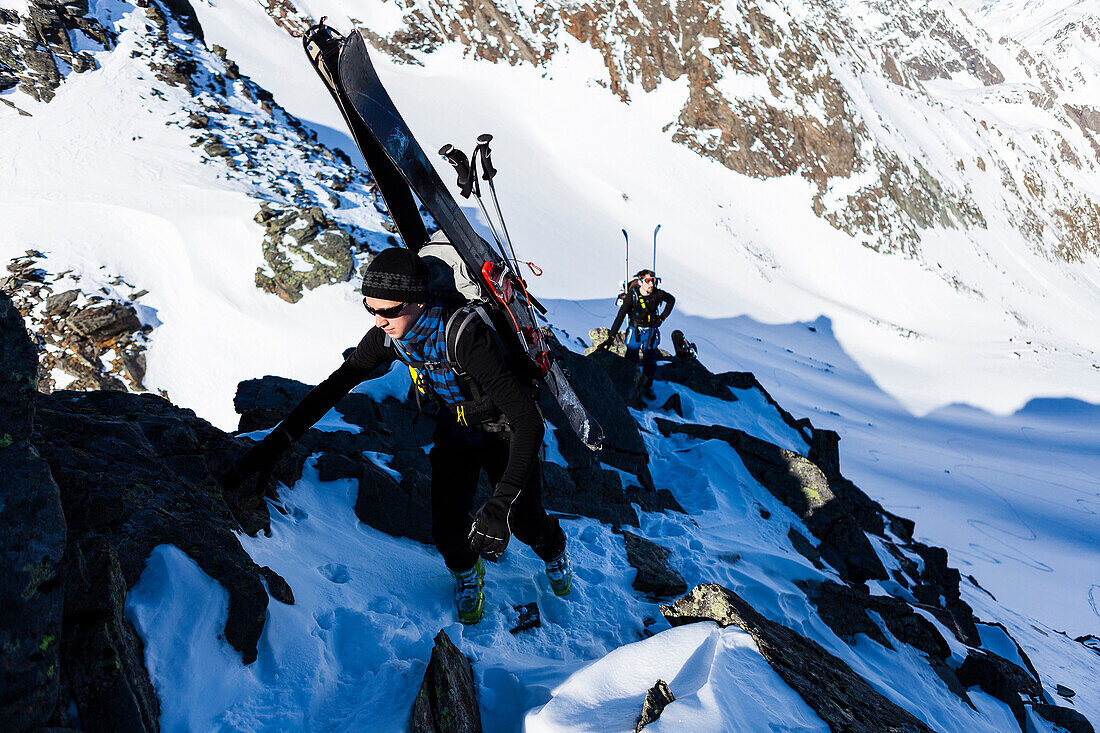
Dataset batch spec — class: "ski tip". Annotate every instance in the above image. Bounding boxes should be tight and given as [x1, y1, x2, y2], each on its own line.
[584, 430, 604, 452]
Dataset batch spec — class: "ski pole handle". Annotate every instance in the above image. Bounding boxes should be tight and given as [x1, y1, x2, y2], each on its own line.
[439, 144, 476, 199]
[475, 133, 497, 181]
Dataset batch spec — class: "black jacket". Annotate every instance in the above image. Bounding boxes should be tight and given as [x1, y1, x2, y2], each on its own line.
[273, 313, 544, 491]
[610, 287, 675, 333]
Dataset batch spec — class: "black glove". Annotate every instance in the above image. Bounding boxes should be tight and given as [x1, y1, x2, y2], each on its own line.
[468, 486, 520, 559]
[222, 426, 292, 497]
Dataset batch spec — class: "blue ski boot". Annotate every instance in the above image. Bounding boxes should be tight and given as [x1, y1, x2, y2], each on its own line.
[451, 558, 485, 624]
[545, 548, 573, 597]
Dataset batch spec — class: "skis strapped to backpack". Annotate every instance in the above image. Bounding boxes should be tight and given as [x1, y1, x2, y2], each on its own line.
[304, 20, 603, 450]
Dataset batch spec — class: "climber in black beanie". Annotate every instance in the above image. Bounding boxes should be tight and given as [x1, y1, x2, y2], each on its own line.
[225, 247, 571, 624]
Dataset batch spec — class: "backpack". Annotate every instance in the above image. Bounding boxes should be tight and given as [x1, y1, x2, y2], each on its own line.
[387, 232, 545, 427]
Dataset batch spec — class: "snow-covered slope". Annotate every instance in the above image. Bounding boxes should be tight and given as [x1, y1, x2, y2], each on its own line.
[121, 361, 1100, 731]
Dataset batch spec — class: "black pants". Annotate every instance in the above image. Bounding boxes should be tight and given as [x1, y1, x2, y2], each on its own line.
[430, 422, 565, 572]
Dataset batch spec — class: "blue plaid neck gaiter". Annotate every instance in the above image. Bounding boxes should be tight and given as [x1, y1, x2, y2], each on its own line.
[398, 302, 465, 405]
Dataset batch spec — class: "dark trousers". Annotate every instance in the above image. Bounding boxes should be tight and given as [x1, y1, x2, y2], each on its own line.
[625, 326, 660, 379]
[430, 423, 565, 572]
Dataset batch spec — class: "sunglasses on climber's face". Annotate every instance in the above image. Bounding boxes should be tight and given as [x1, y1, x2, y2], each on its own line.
[363, 299, 408, 318]
[641, 277, 660, 286]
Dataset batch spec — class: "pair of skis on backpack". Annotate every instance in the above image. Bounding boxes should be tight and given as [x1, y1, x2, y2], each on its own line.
[303, 20, 603, 451]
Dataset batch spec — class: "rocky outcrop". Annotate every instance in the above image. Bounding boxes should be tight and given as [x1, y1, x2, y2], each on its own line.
[799, 580, 951, 661]
[34, 388, 298, 729]
[635, 679, 675, 732]
[3, 251, 154, 393]
[0, 298, 300, 730]
[662, 584, 935, 732]
[0, 292, 66, 732]
[410, 630, 483, 733]
[254, 203, 360, 303]
[539, 330, 682, 526]
[0, 0, 115, 108]
[622, 531, 687, 598]
[233, 358, 682, 541]
[1030, 704, 1095, 733]
[234, 374, 437, 544]
[956, 649, 1043, 730]
[655, 418, 889, 585]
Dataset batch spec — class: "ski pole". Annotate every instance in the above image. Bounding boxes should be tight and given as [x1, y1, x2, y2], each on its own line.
[439, 144, 511, 264]
[438, 144, 476, 199]
[652, 223, 661, 271]
[622, 228, 629, 288]
[473, 134, 522, 273]
[473, 134, 543, 323]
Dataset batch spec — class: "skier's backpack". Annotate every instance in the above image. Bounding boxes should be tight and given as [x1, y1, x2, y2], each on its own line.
[389, 231, 547, 427]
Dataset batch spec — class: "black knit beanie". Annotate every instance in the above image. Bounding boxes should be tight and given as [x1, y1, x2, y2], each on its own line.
[361, 248, 430, 302]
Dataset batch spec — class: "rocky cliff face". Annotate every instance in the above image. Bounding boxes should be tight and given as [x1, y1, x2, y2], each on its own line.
[250, 0, 1099, 267]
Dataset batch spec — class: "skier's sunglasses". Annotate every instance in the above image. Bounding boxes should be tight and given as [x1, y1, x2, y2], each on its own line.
[641, 277, 660, 285]
[363, 299, 408, 318]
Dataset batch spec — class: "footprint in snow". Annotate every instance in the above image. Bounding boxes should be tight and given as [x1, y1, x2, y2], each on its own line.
[319, 563, 351, 584]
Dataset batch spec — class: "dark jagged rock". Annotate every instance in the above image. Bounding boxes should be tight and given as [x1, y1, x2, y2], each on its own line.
[410, 630, 482, 733]
[798, 580, 951, 660]
[654, 418, 887, 584]
[538, 333, 684, 523]
[4, 297, 284, 729]
[0, 293, 66, 731]
[24, 383, 314, 730]
[956, 649, 1041, 729]
[259, 566, 294, 605]
[1076, 634, 1100, 656]
[903, 543, 979, 646]
[233, 375, 314, 433]
[234, 376, 437, 543]
[656, 359, 752, 403]
[658, 392, 683, 416]
[622, 531, 687, 597]
[661, 584, 935, 732]
[1030, 703, 1095, 733]
[66, 301, 143, 343]
[159, 0, 205, 42]
[974, 621, 1044, 682]
[510, 603, 540, 634]
[0, 291, 37, 439]
[542, 332, 651, 482]
[1056, 684, 1076, 699]
[787, 527, 824, 569]
[61, 534, 160, 732]
[635, 679, 675, 732]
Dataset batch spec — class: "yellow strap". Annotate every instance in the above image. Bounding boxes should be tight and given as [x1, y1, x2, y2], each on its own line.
[457, 405, 467, 425]
[409, 365, 427, 394]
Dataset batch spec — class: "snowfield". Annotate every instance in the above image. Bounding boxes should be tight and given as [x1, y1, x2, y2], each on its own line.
[2, 0, 1099, 729]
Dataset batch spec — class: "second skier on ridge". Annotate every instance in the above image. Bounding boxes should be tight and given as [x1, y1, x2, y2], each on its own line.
[598, 269, 676, 400]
